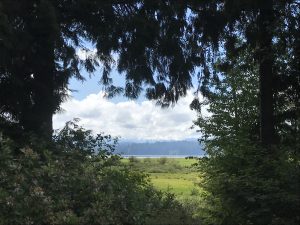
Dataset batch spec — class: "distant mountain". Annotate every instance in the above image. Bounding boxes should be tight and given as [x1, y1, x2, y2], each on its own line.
[115, 140, 204, 156]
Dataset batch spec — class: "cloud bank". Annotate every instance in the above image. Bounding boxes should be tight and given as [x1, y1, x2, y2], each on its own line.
[53, 91, 200, 141]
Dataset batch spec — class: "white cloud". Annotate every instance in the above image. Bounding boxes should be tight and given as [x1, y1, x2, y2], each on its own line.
[76, 48, 97, 60]
[76, 48, 119, 62]
[53, 91, 204, 141]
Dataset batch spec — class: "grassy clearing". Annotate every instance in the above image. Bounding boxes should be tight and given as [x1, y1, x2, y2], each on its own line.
[150, 172, 199, 196]
[121, 157, 202, 198]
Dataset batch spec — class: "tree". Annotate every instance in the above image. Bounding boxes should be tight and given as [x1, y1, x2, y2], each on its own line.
[189, 3, 300, 221]
[192, 46, 300, 225]
[192, 47, 260, 151]
[1, 0, 299, 147]
[0, 0, 196, 140]
[188, 0, 300, 148]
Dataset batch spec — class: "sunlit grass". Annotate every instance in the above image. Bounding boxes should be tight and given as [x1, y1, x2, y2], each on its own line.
[149, 172, 200, 196]
[121, 157, 202, 198]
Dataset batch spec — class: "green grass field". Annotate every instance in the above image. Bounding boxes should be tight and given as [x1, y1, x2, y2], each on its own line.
[121, 157, 202, 198]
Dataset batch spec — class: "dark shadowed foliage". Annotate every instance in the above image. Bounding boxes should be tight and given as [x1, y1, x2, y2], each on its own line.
[0, 120, 198, 225]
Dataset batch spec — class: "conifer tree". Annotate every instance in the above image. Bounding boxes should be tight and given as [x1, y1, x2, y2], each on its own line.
[188, 0, 300, 147]
[1, 0, 299, 146]
[0, 1, 195, 139]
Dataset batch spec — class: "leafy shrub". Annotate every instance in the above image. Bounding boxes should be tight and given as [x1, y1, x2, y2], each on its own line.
[158, 157, 168, 165]
[0, 121, 197, 225]
[190, 188, 200, 196]
[128, 156, 139, 163]
[196, 143, 300, 225]
[143, 157, 151, 163]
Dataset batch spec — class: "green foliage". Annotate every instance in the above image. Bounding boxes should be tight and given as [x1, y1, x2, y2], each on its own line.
[143, 157, 151, 164]
[128, 156, 139, 164]
[0, 1, 197, 137]
[158, 157, 167, 165]
[197, 144, 300, 225]
[193, 45, 300, 225]
[193, 48, 260, 151]
[121, 157, 203, 222]
[188, 0, 300, 145]
[0, 122, 195, 225]
[190, 188, 200, 196]
[150, 172, 199, 197]
[123, 157, 196, 174]
[53, 119, 118, 156]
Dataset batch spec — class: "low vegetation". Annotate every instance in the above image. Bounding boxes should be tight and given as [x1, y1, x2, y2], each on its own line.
[2, 119, 299, 225]
[1, 1, 300, 224]
[121, 157, 200, 197]
[0, 122, 198, 225]
[121, 157, 205, 221]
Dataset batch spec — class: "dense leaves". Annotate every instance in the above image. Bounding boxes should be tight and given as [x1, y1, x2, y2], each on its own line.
[1, 1, 300, 224]
[188, 0, 300, 145]
[192, 43, 300, 225]
[197, 144, 300, 225]
[0, 121, 195, 225]
[0, 1, 197, 138]
[1, 0, 299, 144]
[188, 4, 300, 222]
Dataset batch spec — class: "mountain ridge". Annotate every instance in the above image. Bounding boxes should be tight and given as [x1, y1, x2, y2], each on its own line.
[115, 140, 204, 156]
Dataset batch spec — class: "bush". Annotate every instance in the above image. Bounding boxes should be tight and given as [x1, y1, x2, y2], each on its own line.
[196, 143, 300, 225]
[128, 156, 139, 163]
[0, 121, 197, 225]
[190, 188, 200, 196]
[143, 157, 151, 163]
[158, 157, 168, 165]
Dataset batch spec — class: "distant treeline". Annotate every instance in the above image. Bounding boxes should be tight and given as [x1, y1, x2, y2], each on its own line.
[115, 140, 204, 156]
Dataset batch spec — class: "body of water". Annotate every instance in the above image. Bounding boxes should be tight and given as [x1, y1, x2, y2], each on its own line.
[121, 154, 202, 158]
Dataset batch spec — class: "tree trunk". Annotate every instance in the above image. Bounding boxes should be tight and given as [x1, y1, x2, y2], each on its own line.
[32, 42, 55, 140]
[257, 0, 276, 147]
[19, 1, 57, 141]
[20, 40, 55, 141]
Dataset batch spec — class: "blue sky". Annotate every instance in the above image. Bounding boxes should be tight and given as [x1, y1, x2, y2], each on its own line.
[68, 70, 128, 102]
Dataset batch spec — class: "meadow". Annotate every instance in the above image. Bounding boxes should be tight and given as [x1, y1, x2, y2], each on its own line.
[121, 157, 203, 199]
